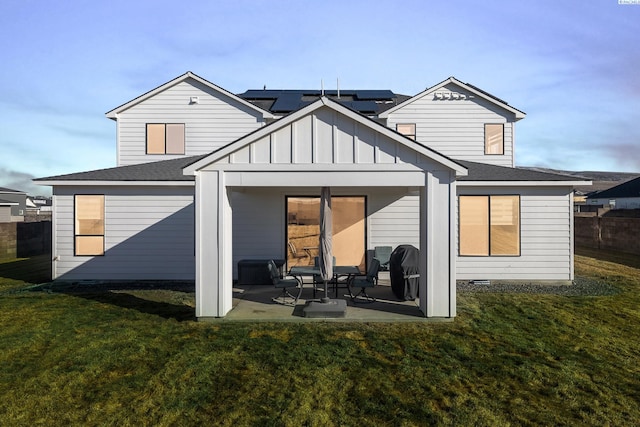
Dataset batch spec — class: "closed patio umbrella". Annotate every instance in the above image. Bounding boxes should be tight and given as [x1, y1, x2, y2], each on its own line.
[302, 186, 345, 317]
[319, 186, 333, 303]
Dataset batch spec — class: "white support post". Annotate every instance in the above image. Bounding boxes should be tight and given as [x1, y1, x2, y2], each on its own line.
[419, 170, 456, 318]
[419, 177, 429, 317]
[195, 170, 233, 319]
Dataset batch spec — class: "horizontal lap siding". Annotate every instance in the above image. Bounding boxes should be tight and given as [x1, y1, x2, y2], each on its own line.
[52, 187, 195, 280]
[386, 84, 514, 167]
[118, 79, 263, 166]
[231, 189, 284, 279]
[456, 187, 573, 280]
[230, 188, 421, 278]
[369, 190, 420, 249]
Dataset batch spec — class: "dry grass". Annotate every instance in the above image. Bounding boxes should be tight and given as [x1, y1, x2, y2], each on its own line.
[0, 250, 639, 425]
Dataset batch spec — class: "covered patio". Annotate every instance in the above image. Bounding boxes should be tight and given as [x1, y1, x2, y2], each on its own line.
[220, 272, 443, 322]
[183, 97, 467, 320]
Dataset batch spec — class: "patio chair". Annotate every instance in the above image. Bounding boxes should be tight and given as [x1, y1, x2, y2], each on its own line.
[269, 259, 300, 306]
[374, 246, 393, 271]
[348, 258, 380, 303]
[287, 241, 308, 266]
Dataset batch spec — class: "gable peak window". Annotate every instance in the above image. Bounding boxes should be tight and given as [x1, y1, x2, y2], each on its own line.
[485, 123, 504, 155]
[146, 123, 185, 155]
[396, 123, 416, 140]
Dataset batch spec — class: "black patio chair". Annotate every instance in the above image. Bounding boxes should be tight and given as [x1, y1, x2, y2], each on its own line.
[269, 260, 300, 306]
[374, 246, 393, 271]
[348, 258, 380, 303]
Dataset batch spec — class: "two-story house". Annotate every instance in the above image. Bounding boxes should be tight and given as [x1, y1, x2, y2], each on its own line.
[36, 72, 588, 320]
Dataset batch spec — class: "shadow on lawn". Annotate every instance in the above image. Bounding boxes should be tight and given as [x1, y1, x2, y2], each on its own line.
[64, 290, 196, 322]
[25, 281, 197, 322]
[0, 255, 51, 284]
[575, 246, 640, 270]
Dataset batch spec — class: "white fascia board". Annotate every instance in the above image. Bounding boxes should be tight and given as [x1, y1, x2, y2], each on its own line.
[458, 180, 591, 187]
[105, 71, 275, 120]
[34, 180, 195, 187]
[183, 97, 468, 177]
[379, 77, 526, 120]
[200, 163, 428, 172]
[0, 201, 19, 206]
[224, 171, 427, 187]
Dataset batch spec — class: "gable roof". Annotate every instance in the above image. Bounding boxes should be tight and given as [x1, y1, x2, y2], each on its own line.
[587, 176, 640, 199]
[105, 71, 276, 119]
[378, 76, 526, 120]
[183, 96, 468, 176]
[33, 156, 588, 187]
[34, 156, 203, 185]
[0, 187, 25, 194]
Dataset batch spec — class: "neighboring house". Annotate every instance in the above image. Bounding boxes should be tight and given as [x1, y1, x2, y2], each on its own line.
[27, 196, 53, 212]
[0, 187, 27, 222]
[35, 71, 589, 320]
[0, 199, 18, 222]
[586, 176, 640, 209]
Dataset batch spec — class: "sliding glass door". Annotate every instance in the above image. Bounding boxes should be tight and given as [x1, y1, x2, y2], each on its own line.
[286, 196, 366, 270]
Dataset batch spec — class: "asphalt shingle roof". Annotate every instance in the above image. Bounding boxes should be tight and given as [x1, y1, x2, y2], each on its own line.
[34, 156, 585, 184]
[588, 176, 640, 199]
[34, 155, 206, 182]
[457, 160, 586, 182]
[0, 187, 24, 193]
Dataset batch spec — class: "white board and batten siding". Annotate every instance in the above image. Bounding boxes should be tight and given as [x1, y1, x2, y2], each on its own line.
[221, 107, 440, 168]
[214, 106, 444, 278]
[116, 78, 265, 166]
[456, 186, 574, 281]
[385, 84, 515, 168]
[52, 186, 195, 281]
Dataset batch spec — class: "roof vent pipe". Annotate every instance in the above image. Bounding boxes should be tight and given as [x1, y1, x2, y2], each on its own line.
[321, 79, 324, 96]
[337, 78, 340, 99]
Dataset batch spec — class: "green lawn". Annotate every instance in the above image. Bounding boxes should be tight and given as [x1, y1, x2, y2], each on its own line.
[1, 249, 639, 426]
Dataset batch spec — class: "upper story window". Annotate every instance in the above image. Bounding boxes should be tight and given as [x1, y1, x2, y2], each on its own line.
[459, 195, 520, 256]
[146, 123, 185, 155]
[396, 123, 416, 140]
[485, 124, 504, 155]
[75, 195, 105, 256]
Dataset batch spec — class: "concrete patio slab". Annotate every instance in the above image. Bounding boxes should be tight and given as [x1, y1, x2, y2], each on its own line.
[207, 273, 450, 323]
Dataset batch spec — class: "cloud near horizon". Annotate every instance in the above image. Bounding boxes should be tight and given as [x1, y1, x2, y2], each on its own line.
[0, 168, 50, 197]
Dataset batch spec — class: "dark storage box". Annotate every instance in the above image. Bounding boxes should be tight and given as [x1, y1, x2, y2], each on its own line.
[237, 259, 285, 285]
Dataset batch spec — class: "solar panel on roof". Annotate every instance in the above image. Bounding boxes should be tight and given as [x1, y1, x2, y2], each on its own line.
[271, 93, 305, 112]
[354, 90, 395, 100]
[239, 90, 286, 99]
[338, 100, 378, 113]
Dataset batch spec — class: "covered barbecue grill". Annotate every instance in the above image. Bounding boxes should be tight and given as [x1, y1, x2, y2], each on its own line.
[389, 245, 420, 300]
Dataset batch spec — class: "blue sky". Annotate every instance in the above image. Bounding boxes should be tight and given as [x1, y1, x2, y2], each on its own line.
[1, 0, 639, 196]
